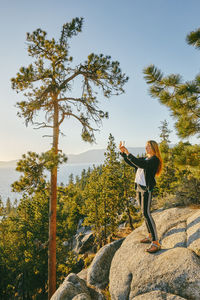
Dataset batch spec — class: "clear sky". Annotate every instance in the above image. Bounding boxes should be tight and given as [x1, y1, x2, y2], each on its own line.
[0, 0, 199, 161]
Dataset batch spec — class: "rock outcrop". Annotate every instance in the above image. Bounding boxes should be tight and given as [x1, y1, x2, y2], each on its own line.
[72, 219, 95, 254]
[51, 273, 105, 300]
[52, 207, 200, 300]
[109, 207, 200, 300]
[87, 238, 125, 289]
[72, 293, 91, 300]
[74, 232, 95, 254]
[51, 273, 91, 300]
[133, 290, 187, 299]
[187, 210, 200, 256]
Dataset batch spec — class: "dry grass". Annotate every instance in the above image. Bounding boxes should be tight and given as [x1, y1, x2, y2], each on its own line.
[112, 226, 133, 239]
[81, 253, 96, 268]
[109, 220, 143, 241]
[102, 285, 111, 300]
[188, 204, 200, 209]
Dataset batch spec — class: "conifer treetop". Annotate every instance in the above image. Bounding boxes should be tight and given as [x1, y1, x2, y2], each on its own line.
[11, 18, 129, 143]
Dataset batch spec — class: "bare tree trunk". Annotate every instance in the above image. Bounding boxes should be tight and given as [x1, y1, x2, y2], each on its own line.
[48, 100, 59, 299]
[127, 205, 134, 230]
[123, 167, 134, 230]
[125, 190, 134, 230]
[104, 198, 107, 245]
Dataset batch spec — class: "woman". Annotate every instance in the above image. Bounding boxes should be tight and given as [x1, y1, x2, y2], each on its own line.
[119, 140, 163, 253]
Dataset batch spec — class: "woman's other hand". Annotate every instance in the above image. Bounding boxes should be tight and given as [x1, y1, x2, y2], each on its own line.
[119, 141, 129, 155]
[119, 141, 123, 152]
[119, 141, 125, 152]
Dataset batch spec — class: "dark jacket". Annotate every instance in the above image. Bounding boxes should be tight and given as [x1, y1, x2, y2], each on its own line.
[120, 152, 159, 191]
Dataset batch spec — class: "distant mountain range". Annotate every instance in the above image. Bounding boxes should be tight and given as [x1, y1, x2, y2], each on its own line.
[66, 147, 145, 164]
[0, 147, 145, 167]
[0, 160, 18, 168]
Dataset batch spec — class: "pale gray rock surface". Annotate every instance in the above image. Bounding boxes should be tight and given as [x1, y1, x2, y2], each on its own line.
[77, 268, 88, 281]
[187, 209, 200, 256]
[133, 290, 187, 299]
[86, 287, 106, 300]
[52, 208, 199, 300]
[72, 219, 95, 254]
[161, 222, 187, 249]
[151, 207, 194, 240]
[87, 238, 125, 289]
[72, 293, 91, 300]
[51, 273, 90, 300]
[77, 269, 106, 299]
[74, 232, 95, 254]
[109, 208, 200, 300]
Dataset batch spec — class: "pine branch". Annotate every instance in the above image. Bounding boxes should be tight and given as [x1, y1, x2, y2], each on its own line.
[143, 64, 163, 84]
[186, 28, 200, 49]
[33, 122, 53, 129]
[60, 17, 84, 45]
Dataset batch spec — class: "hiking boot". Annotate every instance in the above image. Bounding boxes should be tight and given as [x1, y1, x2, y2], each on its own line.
[140, 237, 151, 243]
[146, 241, 161, 253]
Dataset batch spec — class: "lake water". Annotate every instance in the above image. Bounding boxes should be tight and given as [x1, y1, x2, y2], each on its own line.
[0, 163, 100, 204]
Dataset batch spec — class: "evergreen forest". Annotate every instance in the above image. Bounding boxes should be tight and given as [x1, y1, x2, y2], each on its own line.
[0, 17, 200, 299]
[0, 131, 199, 299]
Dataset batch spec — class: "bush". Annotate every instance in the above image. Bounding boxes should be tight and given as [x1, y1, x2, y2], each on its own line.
[153, 193, 178, 209]
[153, 174, 200, 209]
[175, 175, 200, 206]
[83, 253, 96, 268]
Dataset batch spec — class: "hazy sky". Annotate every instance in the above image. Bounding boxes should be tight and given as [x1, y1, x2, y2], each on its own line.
[0, 0, 199, 161]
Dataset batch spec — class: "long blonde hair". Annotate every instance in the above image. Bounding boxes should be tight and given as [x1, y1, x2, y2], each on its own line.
[147, 140, 163, 176]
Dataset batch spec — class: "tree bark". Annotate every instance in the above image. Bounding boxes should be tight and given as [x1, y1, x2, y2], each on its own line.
[48, 100, 59, 299]
[127, 206, 134, 230]
[104, 197, 107, 245]
[125, 190, 134, 230]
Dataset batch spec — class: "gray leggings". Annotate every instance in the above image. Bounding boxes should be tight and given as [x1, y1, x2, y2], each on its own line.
[136, 185, 158, 241]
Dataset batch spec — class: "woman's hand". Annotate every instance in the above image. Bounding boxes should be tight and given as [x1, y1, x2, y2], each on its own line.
[119, 141, 123, 152]
[119, 141, 129, 155]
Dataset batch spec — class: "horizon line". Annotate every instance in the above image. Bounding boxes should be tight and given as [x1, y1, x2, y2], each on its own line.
[0, 146, 147, 162]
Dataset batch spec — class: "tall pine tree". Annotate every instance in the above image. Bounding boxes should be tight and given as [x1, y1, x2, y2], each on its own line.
[11, 18, 128, 297]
